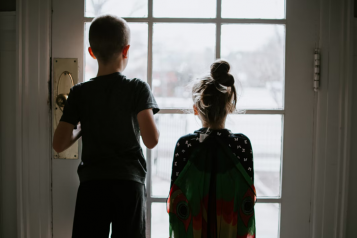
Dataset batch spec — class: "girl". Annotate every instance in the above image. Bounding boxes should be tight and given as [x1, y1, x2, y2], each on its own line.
[167, 60, 256, 238]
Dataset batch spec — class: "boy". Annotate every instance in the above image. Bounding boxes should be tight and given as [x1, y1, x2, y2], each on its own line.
[53, 15, 160, 238]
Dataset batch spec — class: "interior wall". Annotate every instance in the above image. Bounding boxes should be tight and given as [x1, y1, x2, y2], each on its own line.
[346, 18, 357, 238]
[0, 12, 17, 238]
[0, 0, 15, 11]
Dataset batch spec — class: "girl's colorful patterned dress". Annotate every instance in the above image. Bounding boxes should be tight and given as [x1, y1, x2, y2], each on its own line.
[167, 130, 256, 238]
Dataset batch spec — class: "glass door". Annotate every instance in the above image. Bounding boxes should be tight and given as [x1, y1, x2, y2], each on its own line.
[52, 0, 317, 237]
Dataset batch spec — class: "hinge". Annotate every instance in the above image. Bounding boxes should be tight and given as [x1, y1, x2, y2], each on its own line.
[313, 48, 320, 92]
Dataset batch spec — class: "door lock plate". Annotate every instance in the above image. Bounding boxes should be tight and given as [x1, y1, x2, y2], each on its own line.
[52, 58, 79, 159]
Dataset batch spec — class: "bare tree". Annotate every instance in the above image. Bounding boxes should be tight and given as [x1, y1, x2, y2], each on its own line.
[90, 0, 107, 16]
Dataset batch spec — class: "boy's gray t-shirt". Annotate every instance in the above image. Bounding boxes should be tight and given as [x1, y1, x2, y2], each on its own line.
[60, 72, 159, 184]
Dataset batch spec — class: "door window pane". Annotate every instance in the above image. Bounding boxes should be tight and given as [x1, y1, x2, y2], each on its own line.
[226, 115, 282, 197]
[85, 0, 148, 18]
[222, 0, 285, 19]
[255, 203, 280, 238]
[153, 0, 216, 18]
[153, 23, 215, 108]
[221, 24, 285, 109]
[151, 114, 200, 197]
[151, 202, 280, 238]
[84, 23, 148, 82]
[151, 114, 282, 198]
[151, 203, 169, 238]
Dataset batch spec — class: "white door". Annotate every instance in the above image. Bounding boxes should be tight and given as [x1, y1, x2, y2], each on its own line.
[52, 0, 318, 237]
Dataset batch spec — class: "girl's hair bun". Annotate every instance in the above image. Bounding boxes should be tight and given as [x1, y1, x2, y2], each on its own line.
[210, 59, 235, 87]
[192, 59, 237, 127]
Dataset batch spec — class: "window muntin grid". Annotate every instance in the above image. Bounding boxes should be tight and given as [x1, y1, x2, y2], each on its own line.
[83, 1, 286, 237]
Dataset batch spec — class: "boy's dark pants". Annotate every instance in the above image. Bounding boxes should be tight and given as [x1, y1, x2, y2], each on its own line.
[72, 179, 146, 238]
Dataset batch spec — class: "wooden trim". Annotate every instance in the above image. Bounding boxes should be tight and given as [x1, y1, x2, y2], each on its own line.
[0, 10, 17, 238]
[15, 0, 52, 237]
[84, 16, 286, 24]
[15, 1, 24, 236]
[158, 109, 285, 114]
[0, 11, 16, 16]
[148, 197, 282, 203]
[310, 0, 353, 237]
[335, 0, 354, 236]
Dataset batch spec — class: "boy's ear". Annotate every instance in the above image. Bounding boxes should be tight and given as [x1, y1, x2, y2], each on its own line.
[122, 45, 130, 59]
[193, 105, 199, 115]
[88, 47, 96, 59]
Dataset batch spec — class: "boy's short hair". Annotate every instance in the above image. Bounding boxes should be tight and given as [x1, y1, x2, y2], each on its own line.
[89, 15, 130, 64]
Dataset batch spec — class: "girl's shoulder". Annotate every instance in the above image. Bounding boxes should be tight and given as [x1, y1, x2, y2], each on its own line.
[230, 132, 250, 140]
[174, 130, 252, 148]
[228, 132, 252, 145]
[174, 133, 200, 148]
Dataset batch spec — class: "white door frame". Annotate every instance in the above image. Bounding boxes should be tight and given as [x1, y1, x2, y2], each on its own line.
[310, 0, 354, 237]
[14, 0, 52, 237]
[12, 0, 353, 237]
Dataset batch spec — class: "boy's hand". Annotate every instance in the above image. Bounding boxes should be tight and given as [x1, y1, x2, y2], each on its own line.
[53, 121, 82, 153]
[137, 109, 160, 149]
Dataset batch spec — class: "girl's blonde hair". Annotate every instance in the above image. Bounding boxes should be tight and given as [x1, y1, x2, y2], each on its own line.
[192, 59, 237, 127]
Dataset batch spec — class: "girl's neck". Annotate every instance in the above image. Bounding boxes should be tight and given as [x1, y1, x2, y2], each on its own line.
[202, 122, 226, 130]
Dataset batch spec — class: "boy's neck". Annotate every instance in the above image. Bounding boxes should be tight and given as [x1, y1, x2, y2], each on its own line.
[96, 59, 126, 77]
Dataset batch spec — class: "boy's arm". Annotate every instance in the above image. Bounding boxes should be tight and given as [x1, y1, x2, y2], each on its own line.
[53, 121, 82, 153]
[137, 109, 159, 149]
[53, 85, 81, 153]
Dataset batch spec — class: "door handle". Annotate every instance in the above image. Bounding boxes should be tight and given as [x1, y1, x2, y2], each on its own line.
[55, 70, 73, 111]
[56, 93, 68, 110]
